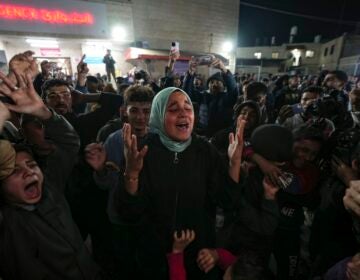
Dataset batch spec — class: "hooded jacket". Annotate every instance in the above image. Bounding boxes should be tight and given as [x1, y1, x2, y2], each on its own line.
[0, 112, 100, 280]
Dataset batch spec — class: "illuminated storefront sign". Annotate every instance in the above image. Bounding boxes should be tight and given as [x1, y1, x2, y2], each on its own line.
[0, 4, 94, 25]
[0, 0, 108, 37]
[40, 48, 62, 57]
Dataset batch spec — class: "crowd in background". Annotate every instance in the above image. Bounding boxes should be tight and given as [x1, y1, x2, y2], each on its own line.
[1, 49, 360, 280]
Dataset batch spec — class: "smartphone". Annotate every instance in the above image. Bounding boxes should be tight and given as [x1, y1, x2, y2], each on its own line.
[170, 42, 180, 54]
[194, 55, 214, 66]
[292, 104, 303, 114]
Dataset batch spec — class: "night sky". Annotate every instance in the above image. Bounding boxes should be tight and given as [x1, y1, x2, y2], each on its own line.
[238, 0, 360, 46]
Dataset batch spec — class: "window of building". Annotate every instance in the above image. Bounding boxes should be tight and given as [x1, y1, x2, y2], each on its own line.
[254, 52, 262, 59]
[272, 52, 279, 59]
[330, 45, 335, 55]
[324, 47, 328, 57]
[305, 50, 315, 58]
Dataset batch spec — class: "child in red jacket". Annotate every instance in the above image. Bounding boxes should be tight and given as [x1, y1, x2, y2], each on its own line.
[167, 229, 237, 280]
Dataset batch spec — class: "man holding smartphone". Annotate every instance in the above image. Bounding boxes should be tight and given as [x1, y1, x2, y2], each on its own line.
[182, 55, 238, 137]
[277, 86, 322, 131]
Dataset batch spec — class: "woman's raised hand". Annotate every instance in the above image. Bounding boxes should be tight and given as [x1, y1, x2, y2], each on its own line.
[228, 117, 246, 166]
[123, 123, 148, 177]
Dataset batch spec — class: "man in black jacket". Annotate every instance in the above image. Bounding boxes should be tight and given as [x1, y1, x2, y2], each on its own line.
[182, 57, 238, 137]
[42, 78, 123, 278]
[103, 49, 116, 82]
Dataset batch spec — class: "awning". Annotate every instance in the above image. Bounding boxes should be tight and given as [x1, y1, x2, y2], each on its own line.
[124, 47, 229, 64]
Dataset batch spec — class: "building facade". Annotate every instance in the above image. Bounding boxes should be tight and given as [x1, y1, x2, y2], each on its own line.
[236, 33, 360, 77]
[0, 0, 240, 80]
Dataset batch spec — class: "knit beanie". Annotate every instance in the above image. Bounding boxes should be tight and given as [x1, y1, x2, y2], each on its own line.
[207, 72, 224, 86]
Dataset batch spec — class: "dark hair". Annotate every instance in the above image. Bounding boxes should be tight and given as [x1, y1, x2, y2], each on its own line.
[302, 86, 323, 96]
[134, 70, 148, 81]
[124, 85, 154, 106]
[275, 75, 289, 87]
[86, 76, 99, 84]
[233, 100, 260, 121]
[242, 80, 250, 87]
[13, 143, 34, 157]
[330, 70, 348, 83]
[246, 82, 267, 100]
[292, 124, 324, 145]
[118, 83, 130, 95]
[41, 79, 71, 99]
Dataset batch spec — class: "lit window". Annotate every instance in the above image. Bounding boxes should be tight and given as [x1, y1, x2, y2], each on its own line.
[305, 50, 315, 58]
[254, 52, 262, 59]
[291, 49, 301, 66]
[272, 52, 279, 59]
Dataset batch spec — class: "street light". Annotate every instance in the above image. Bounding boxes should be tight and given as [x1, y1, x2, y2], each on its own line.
[222, 41, 233, 53]
[111, 26, 126, 41]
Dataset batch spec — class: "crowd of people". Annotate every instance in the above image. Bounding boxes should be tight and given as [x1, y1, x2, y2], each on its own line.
[0, 49, 360, 280]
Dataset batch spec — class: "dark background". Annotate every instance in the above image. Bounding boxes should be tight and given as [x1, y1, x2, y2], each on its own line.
[238, 0, 360, 46]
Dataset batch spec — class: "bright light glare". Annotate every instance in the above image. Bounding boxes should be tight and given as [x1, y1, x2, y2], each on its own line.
[112, 26, 126, 41]
[86, 41, 113, 48]
[26, 39, 58, 48]
[222, 41, 233, 53]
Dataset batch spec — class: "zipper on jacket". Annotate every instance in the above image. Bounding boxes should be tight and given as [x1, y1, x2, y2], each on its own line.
[174, 152, 179, 164]
[172, 152, 179, 233]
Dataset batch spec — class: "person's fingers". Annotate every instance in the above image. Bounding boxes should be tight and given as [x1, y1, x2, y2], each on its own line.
[203, 261, 215, 273]
[30, 60, 38, 74]
[123, 124, 131, 148]
[139, 145, 148, 158]
[186, 229, 192, 241]
[190, 230, 195, 242]
[197, 250, 206, 263]
[13, 70, 26, 88]
[180, 230, 185, 240]
[269, 173, 281, 187]
[25, 72, 36, 92]
[350, 181, 360, 194]
[228, 132, 234, 145]
[3, 103, 18, 113]
[198, 255, 212, 269]
[236, 119, 246, 142]
[348, 186, 360, 203]
[174, 231, 179, 241]
[80, 54, 86, 63]
[0, 71, 17, 92]
[131, 134, 138, 155]
[344, 192, 360, 216]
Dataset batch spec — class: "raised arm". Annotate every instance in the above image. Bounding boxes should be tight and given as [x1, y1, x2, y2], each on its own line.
[0, 71, 80, 190]
[210, 58, 237, 97]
